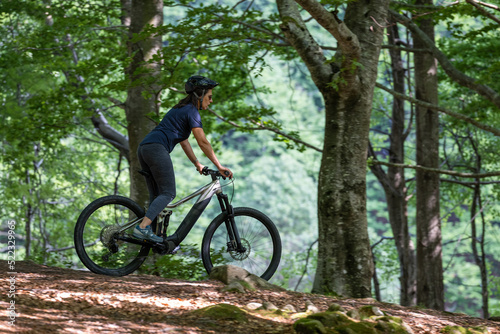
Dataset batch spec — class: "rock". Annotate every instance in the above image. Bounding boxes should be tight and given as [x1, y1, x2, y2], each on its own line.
[283, 304, 297, 313]
[306, 300, 320, 313]
[210, 265, 248, 284]
[338, 321, 378, 334]
[307, 311, 352, 327]
[468, 327, 489, 334]
[327, 303, 346, 313]
[191, 303, 248, 323]
[358, 305, 385, 319]
[441, 326, 467, 334]
[441, 326, 490, 334]
[243, 273, 286, 291]
[222, 281, 245, 293]
[293, 307, 413, 334]
[246, 302, 262, 310]
[210, 265, 285, 292]
[347, 308, 361, 320]
[293, 318, 327, 334]
[375, 316, 414, 334]
[261, 301, 278, 311]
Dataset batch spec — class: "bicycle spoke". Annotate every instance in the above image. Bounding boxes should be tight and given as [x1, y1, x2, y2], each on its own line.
[205, 211, 278, 278]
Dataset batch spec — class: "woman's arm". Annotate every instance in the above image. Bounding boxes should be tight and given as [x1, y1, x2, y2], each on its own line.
[191, 127, 233, 178]
[179, 139, 205, 174]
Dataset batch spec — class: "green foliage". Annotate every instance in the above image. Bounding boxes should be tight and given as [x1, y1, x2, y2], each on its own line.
[139, 244, 209, 280]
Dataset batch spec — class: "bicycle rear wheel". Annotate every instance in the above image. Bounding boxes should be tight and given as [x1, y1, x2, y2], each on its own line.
[201, 207, 281, 281]
[74, 195, 150, 276]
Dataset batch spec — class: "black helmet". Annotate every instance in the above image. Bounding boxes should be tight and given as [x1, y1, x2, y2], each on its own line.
[185, 75, 219, 94]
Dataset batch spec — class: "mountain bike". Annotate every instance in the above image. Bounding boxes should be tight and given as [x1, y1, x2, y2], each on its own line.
[74, 168, 281, 280]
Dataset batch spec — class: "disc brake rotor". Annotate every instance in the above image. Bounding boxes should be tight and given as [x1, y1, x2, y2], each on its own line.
[229, 238, 251, 261]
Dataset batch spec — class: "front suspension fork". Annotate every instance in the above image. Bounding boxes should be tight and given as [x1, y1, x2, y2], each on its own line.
[217, 193, 245, 253]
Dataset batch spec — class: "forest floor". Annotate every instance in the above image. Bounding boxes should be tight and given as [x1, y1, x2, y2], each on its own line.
[0, 260, 499, 334]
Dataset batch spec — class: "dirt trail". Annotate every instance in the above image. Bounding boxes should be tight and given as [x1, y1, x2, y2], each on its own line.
[1, 261, 499, 333]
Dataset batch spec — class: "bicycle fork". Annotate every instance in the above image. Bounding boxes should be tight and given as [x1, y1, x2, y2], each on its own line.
[216, 193, 246, 253]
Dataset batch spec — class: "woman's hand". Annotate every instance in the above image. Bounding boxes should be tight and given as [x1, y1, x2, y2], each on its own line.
[218, 166, 233, 179]
[195, 161, 205, 175]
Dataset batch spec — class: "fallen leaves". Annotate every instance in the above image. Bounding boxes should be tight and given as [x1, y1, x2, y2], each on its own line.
[0, 261, 498, 334]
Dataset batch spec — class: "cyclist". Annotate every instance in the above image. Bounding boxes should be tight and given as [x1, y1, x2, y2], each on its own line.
[133, 75, 233, 243]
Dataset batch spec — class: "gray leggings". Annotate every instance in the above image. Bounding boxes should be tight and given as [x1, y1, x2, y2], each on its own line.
[137, 143, 176, 221]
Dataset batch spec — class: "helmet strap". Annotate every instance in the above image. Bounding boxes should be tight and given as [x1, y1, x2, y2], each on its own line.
[193, 89, 206, 110]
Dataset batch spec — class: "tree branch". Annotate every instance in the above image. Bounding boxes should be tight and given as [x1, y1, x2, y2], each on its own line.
[465, 0, 500, 25]
[295, 0, 360, 59]
[207, 108, 323, 152]
[440, 178, 500, 186]
[276, 0, 334, 90]
[390, 9, 500, 109]
[370, 160, 500, 178]
[375, 82, 500, 137]
[467, 0, 500, 12]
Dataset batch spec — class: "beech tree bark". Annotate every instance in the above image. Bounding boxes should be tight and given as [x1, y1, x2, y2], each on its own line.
[125, 0, 163, 205]
[413, 0, 444, 311]
[277, 0, 389, 297]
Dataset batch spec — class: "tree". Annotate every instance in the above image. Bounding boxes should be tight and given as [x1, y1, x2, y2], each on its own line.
[124, 0, 163, 205]
[276, 0, 389, 297]
[368, 15, 417, 306]
[413, 0, 444, 310]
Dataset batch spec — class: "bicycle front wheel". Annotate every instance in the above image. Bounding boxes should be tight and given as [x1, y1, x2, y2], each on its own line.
[201, 207, 281, 281]
[74, 195, 150, 276]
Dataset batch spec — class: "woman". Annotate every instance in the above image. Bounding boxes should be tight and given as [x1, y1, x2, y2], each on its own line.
[133, 75, 233, 243]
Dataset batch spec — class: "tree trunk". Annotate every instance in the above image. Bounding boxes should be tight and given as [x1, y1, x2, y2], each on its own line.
[413, 0, 444, 311]
[380, 19, 417, 306]
[278, 0, 389, 297]
[470, 182, 490, 319]
[469, 135, 489, 319]
[125, 0, 163, 205]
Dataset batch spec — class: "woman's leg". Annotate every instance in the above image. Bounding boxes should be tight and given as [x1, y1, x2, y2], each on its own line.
[137, 143, 176, 224]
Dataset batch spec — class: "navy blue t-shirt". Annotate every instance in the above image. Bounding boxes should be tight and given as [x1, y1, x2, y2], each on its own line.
[140, 104, 202, 153]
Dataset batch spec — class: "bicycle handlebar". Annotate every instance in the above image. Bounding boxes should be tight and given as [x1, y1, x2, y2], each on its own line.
[202, 167, 230, 180]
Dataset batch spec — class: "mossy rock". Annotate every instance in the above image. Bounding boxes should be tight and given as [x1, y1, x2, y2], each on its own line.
[441, 326, 467, 334]
[327, 303, 346, 313]
[191, 303, 248, 323]
[358, 305, 385, 319]
[293, 318, 327, 334]
[347, 308, 361, 320]
[375, 316, 413, 334]
[441, 326, 490, 334]
[336, 321, 379, 334]
[467, 326, 489, 334]
[307, 311, 354, 327]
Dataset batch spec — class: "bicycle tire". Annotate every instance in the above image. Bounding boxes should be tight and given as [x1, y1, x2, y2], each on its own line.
[74, 195, 150, 276]
[201, 207, 281, 281]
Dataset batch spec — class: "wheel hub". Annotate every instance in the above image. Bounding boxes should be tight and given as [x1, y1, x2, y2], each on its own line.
[100, 225, 121, 249]
[229, 238, 251, 261]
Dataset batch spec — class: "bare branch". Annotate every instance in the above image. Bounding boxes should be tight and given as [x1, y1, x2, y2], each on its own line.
[465, 0, 500, 25]
[390, 9, 500, 109]
[371, 160, 500, 179]
[468, 0, 500, 11]
[441, 178, 500, 186]
[375, 83, 500, 137]
[207, 108, 323, 152]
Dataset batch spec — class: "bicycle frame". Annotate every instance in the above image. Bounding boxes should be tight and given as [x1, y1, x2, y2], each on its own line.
[117, 176, 244, 253]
